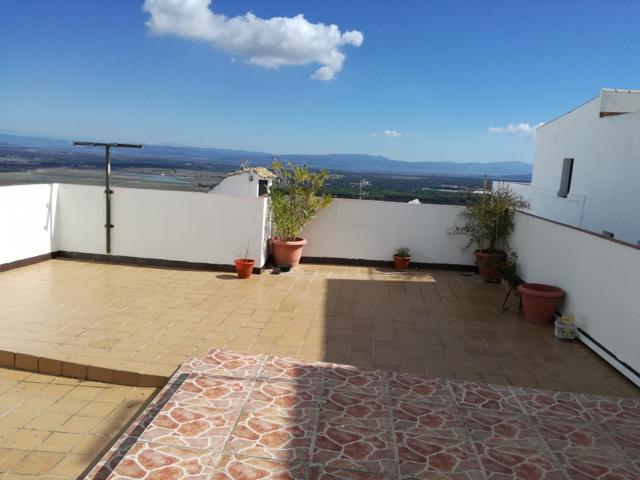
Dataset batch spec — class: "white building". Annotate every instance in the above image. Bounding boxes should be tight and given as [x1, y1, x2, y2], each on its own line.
[502, 89, 640, 245]
[210, 167, 275, 197]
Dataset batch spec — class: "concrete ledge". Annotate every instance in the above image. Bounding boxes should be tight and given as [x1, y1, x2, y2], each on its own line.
[0, 349, 168, 387]
[0, 252, 54, 273]
[55, 251, 266, 274]
[300, 256, 476, 272]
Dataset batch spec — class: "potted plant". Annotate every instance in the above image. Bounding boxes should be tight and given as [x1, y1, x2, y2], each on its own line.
[393, 247, 411, 271]
[449, 183, 529, 282]
[517, 283, 565, 324]
[269, 160, 332, 269]
[234, 247, 255, 279]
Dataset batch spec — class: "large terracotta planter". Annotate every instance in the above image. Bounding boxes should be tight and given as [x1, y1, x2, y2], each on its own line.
[518, 283, 565, 324]
[393, 255, 411, 271]
[234, 258, 255, 279]
[474, 249, 506, 283]
[270, 237, 307, 269]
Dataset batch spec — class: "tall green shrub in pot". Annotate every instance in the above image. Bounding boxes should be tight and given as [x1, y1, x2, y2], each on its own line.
[269, 161, 332, 268]
[449, 183, 529, 282]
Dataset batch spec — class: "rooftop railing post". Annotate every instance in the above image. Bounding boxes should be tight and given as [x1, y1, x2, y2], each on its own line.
[73, 141, 143, 254]
[105, 145, 113, 254]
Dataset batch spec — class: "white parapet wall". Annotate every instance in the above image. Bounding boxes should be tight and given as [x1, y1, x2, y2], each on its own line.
[495, 181, 586, 229]
[301, 198, 474, 266]
[513, 211, 640, 384]
[0, 184, 59, 266]
[57, 184, 269, 267]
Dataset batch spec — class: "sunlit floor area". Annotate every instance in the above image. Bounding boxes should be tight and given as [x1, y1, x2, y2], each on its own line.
[0, 368, 156, 479]
[0, 259, 637, 397]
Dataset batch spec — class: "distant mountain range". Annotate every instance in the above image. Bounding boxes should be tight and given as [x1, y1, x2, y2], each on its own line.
[0, 132, 532, 179]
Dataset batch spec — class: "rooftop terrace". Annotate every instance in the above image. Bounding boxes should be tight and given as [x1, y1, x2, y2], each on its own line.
[1, 259, 636, 398]
[0, 182, 638, 478]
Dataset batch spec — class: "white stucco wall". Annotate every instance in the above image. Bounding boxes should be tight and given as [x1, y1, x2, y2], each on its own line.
[505, 92, 640, 245]
[57, 184, 269, 266]
[0, 184, 59, 265]
[301, 198, 474, 265]
[212, 173, 260, 197]
[513, 211, 640, 382]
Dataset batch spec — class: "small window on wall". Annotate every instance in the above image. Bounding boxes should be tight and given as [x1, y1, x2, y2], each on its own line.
[258, 179, 269, 196]
[558, 158, 574, 198]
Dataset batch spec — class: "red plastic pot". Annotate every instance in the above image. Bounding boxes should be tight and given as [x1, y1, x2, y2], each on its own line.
[235, 258, 255, 279]
[393, 255, 411, 271]
[518, 283, 565, 324]
[474, 249, 506, 283]
[270, 237, 307, 269]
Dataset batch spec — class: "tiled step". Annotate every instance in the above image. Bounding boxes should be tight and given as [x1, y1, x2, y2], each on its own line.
[0, 349, 168, 387]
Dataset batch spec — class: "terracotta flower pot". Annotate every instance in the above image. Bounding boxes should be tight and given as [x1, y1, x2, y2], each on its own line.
[393, 255, 411, 271]
[475, 249, 506, 283]
[234, 258, 255, 279]
[270, 237, 307, 269]
[518, 283, 565, 324]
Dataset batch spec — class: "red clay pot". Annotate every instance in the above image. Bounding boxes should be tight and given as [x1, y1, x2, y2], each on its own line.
[393, 255, 411, 271]
[234, 258, 255, 279]
[475, 249, 506, 283]
[518, 283, 565, 324]
[270, 237, 307, 269]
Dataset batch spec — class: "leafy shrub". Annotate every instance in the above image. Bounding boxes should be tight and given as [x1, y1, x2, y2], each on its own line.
[270, 161, 332, 241]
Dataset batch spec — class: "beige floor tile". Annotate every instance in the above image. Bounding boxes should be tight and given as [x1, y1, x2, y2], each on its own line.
[9, 451, 65, 475]
[0, 448, 28, 473]
[25, 413, 70, 431]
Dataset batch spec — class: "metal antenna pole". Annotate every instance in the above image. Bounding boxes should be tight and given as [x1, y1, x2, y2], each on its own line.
[73, 141, 143, 254]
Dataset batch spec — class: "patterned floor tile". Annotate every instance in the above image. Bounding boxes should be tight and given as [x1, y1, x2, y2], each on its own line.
[168, 357, 201, 383]
[532, 415, 625, 460]
[555, 452, 640, 479]
[604, 421, 640, 461]
[321, 390, 391, 430]
[309, 465, 392, 479]
[246, 379, 323, 417]
[576, 395, 640, 426]
[195, 349, 267, 377]
[100, 441, 217, 479]
[394, 400, 467, 439]
[313, 422, 396, 476]
[226, 410, 315, 462]
[387, 373, 453, 405]
[139, 401, 237, 451]
[170, 374, 254, 408]
[516, 389, 591, 421]
[462, 408, 544, 450]
[323, 364, 388, 395]
[212, 454, 308, 480]
[450, 381, 523, 413]
[397, 432, 483, 479]
[474, 443, 566, 480]
[261, 356, 324, 384]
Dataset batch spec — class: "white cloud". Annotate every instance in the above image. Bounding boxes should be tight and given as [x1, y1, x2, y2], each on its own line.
[143, 0, 363, 80]
[383, 129, 402, 138]
[488, 122, 545, 137]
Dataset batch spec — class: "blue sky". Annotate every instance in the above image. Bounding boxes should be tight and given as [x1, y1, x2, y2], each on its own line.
[1, 0, 639, 163]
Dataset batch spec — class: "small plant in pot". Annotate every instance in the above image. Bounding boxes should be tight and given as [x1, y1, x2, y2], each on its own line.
[234, 248, 255, 279]
[269, 160, 332, 269]
[449, 183, 529, 282]
[393, 247, 411, 271]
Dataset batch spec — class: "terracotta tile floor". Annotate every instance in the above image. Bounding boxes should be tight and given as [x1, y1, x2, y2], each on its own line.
[0, 368, 157, 479]
[0, 259, 637, 396]
[83, 350, 640, 480]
